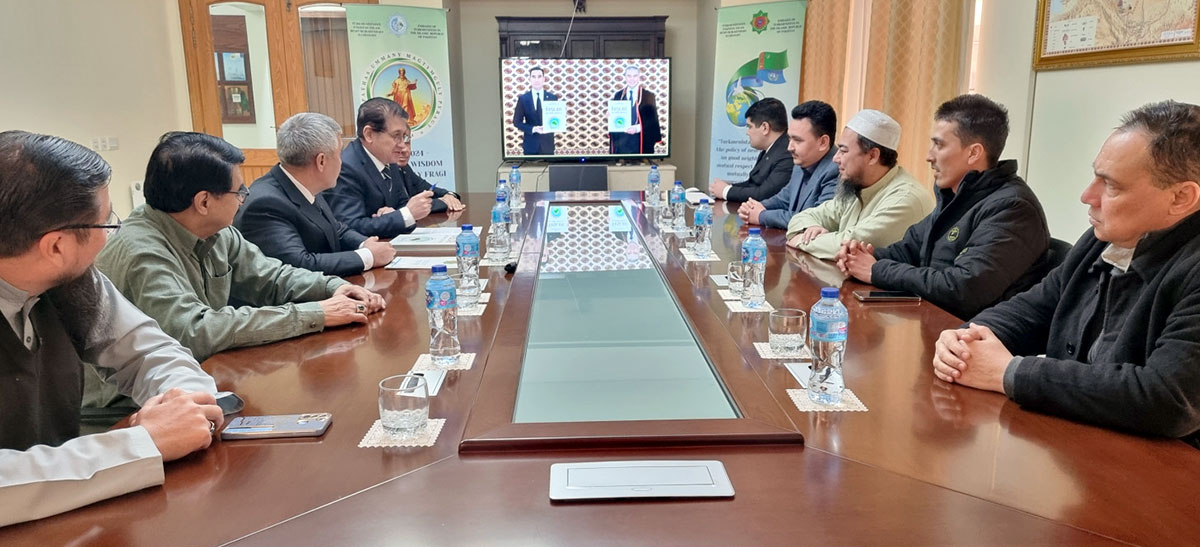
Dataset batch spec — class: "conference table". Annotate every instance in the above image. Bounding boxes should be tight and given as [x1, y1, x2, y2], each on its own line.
[4, 191, 1198, 546]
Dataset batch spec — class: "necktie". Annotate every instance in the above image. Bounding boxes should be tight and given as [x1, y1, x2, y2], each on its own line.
[381, 167, 393, 193]
[534, 91, 541, 112]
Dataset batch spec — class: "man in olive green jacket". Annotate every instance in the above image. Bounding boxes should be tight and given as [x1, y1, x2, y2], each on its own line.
[96, 132, 385, 364]
[786, 110, 934, 260]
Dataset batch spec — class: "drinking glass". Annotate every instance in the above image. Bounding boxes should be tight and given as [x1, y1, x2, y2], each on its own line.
[379, 374, 428, 438]
[769, 308, 808, 355]
[727, 261, 745, 296]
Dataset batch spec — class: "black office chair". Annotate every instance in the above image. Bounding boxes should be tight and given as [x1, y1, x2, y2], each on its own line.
[548, 165, 608, 191]
[1045, 237, 1073, 271]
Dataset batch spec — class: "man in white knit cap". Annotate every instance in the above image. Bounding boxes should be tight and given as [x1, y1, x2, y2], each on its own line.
[786, 109, 934, 259]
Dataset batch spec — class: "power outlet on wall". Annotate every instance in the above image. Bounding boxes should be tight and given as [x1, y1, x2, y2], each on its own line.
[90, 136, 120, 151]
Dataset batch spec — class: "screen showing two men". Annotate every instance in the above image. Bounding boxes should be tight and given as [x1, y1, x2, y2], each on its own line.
[500, 57, 671, 160]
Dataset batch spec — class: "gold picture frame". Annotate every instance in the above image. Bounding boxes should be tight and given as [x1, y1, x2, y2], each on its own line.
[1033, 0, 1200, 71]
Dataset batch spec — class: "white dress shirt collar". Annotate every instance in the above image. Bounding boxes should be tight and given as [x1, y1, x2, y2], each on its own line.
[279, 166, 316, 205]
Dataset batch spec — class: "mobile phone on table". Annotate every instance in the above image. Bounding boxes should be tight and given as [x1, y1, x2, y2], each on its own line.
[220, 413, 332, 440]
[852, 290, 921, 302]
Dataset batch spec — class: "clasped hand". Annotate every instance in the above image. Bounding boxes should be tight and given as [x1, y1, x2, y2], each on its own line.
[834, 239, 876, 283]
[932, 323, 1012, 393]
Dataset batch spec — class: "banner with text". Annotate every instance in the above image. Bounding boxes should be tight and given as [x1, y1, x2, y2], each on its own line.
[347, 5, 456, 190]
[708, 1, 806, 184]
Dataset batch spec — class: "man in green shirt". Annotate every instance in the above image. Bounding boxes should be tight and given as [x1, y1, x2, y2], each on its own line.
[786, 109, 934, 259]
[96, 132, 385, 364]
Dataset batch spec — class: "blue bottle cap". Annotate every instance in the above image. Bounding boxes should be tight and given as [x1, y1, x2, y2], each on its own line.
[820, 287, 839, 298]
[674, 180, 683, 186]
[699, 198, 709, 204]
[461, 224, 473, 231]
[748, 227, 761, 235]
[497, 195, 507, 202]
[431, 264, 448, 274]
[651, 165, 658, 169]
[499, 179, 506, 184]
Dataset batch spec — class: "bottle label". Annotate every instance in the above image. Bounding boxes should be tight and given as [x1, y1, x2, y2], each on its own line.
[670, 191, 684, 204]
[492, 209, 504, 224]
[810, 319, 848, 342]
[426, 287, 457, 310]
[457, 241, 478, 258]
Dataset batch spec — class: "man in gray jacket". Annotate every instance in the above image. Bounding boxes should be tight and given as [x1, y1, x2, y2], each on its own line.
[739, 100, 840, 229]
[934, 100, 1200, 447]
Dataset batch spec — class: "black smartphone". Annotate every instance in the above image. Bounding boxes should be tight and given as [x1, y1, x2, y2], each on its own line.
[852, 290, 922, 302]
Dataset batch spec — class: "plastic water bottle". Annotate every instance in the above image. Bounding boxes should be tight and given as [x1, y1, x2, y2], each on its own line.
[455, 224, 480, 310]
[669, 180, 686, 231]
[496, 178, 509, 205]
[693, 198, 713, 258]
[740, 227, 766, 308]
[809, 287, 848, 405]
[487, 196, 511, 260]
[509, 166, 523, 209]
[425, 264, 461, 367]
[646, 165, 661, 207]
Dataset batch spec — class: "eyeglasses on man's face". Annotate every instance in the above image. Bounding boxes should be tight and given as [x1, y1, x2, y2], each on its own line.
[46, 209, 122, 236]
[232, 184, 250, 204]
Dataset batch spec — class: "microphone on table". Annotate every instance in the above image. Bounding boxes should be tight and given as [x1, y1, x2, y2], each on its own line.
[504, 261, 518, 274]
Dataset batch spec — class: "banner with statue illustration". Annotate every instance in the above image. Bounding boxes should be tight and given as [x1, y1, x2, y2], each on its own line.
[347, 5, 456, 190]
[708, 1, 807, 183]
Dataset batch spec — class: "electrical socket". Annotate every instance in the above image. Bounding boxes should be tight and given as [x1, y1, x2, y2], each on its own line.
[90, 136, 119, 151]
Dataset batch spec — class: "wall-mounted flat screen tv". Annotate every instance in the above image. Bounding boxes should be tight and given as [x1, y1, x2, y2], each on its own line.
[500, 57, 671, 161]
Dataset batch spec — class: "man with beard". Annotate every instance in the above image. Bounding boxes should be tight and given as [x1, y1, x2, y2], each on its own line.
[95, 132, 385, 367]
[786, 109, 934, 260]
[326, 98, 462, 239]
[934, 100, 1200, 447]
[836, 95, 1052, 319]
[0, 131, 223, 525]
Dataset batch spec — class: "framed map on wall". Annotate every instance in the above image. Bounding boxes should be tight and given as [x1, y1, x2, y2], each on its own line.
[1034, 0, 1200, 70]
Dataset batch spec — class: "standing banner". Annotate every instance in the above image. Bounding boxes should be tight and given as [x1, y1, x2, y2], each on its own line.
[347, 5, 456, 190]
[708, 1, 807, 184]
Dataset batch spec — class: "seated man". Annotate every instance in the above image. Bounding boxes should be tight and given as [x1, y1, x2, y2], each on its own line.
[0, 131, 223, 525]
[326, 98, 463, 238]
[785, 109, 935, 260]
[837, 94, 1051, 319]
[96, 131, 385, 365]
[739, 100, 840, 229]
[235, 112, 396, 276]
[710, 98, 794, 203]
[934, 100, 1200, 447]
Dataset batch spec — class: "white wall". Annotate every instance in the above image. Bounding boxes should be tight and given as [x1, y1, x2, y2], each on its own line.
[0, 0, 194, 217]
[975, 0, 1200, 241]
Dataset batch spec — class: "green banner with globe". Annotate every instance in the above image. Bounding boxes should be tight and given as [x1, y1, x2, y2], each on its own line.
[708, 1, 806, 184]
[346, 5, 456, 190]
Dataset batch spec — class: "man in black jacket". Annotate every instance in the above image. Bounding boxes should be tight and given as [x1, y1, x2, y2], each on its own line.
[934, 100, 1200, 448]
[837, 94, 1051, 319]
[710, 98, 794, 203]
[236, 113, 396, 276]
[325, 98, 462, 238]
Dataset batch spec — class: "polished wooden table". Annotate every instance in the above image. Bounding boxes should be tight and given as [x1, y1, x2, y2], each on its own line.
[3, 192, 1197, 546]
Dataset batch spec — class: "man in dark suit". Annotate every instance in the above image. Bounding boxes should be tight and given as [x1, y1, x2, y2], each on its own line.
[609, 65, 662, 155]
[325, 98, 463, 238]
[512, 66, 558, 156]
[711, 98, 794, 203]
[236, 113, 396, 277]
[740, 100, 841, 229]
